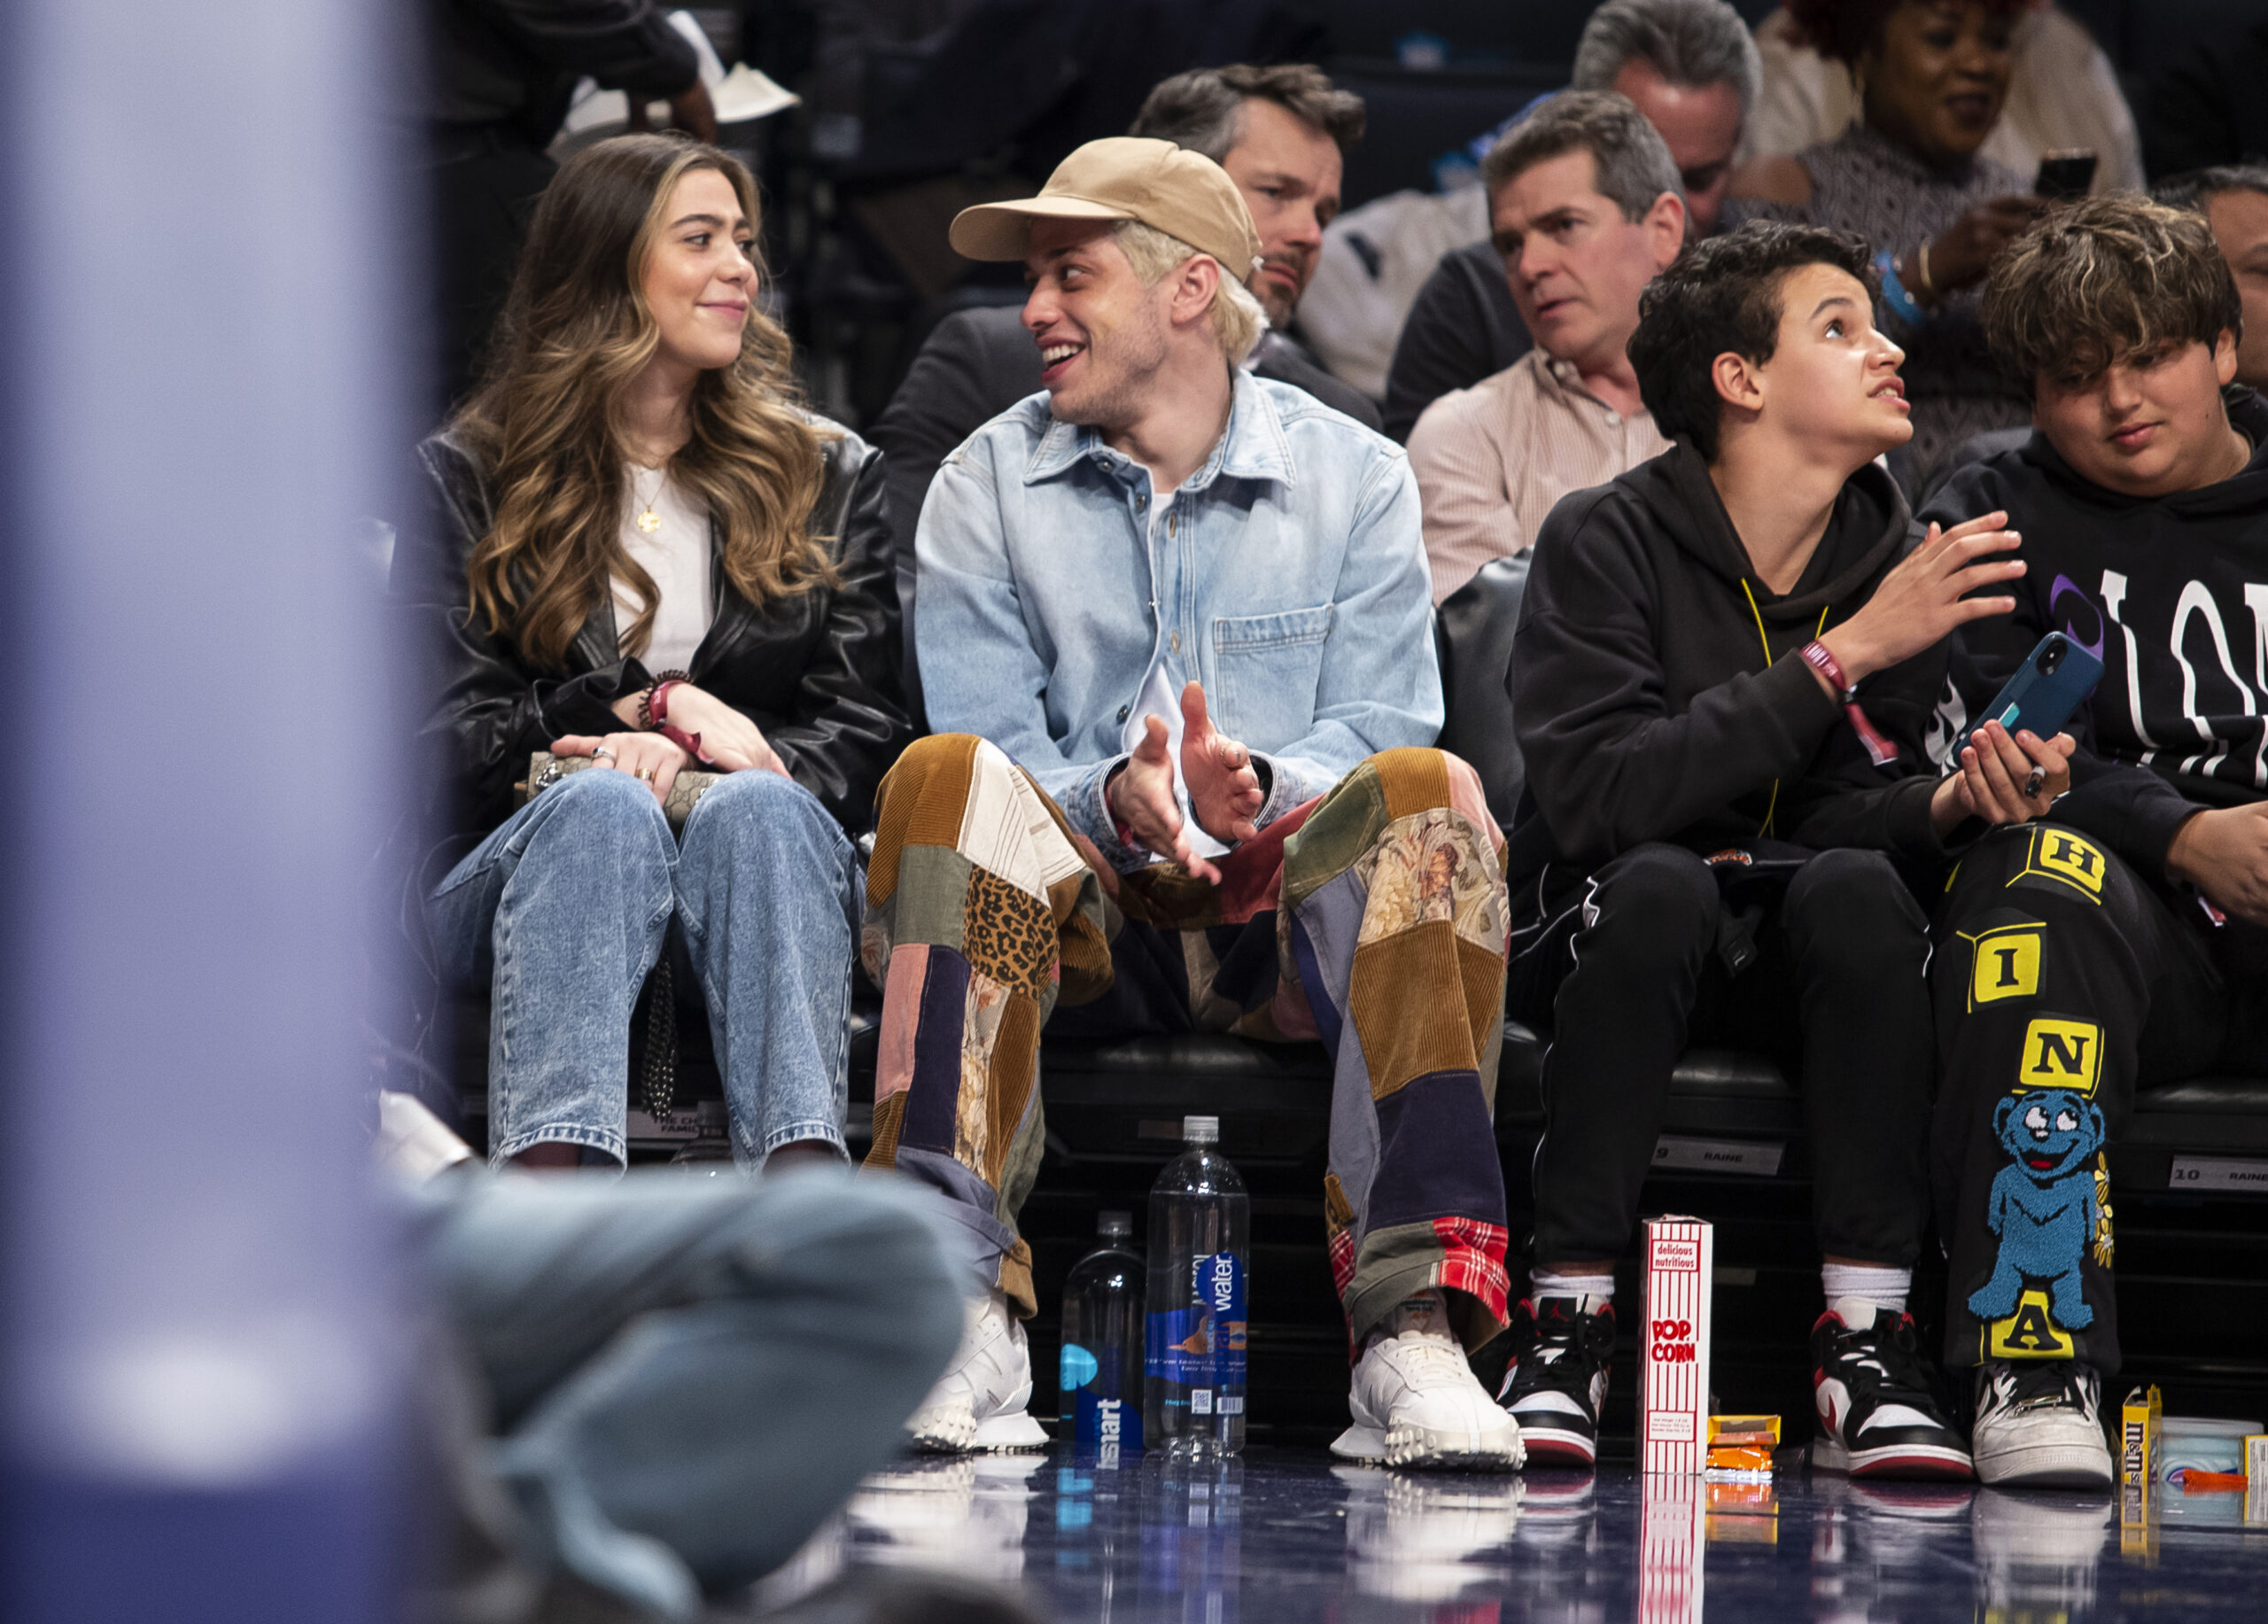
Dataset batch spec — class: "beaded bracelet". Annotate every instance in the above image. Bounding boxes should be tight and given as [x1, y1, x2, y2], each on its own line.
[1876, 251, 1926, 327]
[635, 668, 694, 731]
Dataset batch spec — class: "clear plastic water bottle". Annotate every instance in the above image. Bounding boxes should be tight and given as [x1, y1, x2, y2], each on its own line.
[1144, 1114, 1249, 1457]
[1060, 1210, 1146, 1462]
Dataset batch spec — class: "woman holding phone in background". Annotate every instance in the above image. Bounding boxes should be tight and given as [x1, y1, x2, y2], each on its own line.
[1727, 0, 2052, 492]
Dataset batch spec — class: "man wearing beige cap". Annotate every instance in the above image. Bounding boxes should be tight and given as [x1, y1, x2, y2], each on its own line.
[861, 137, 1526, 1472]
[872, 66, 1381, 694]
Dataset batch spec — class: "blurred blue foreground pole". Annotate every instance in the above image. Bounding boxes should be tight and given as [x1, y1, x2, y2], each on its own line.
[1, 0, 408, 1619]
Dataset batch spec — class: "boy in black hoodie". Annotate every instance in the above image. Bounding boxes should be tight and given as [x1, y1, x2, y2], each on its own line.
[1920, 194, 2268, 1490]
[1500, 221, 2070, 1477]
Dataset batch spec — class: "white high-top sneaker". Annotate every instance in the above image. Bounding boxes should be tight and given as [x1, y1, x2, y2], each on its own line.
[1331, 1290, 1525, 1472]
[905, 1290, 1051, 1454]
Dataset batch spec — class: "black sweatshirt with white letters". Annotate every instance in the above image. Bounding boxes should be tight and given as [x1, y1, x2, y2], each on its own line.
[1922, 387, 2268, 878]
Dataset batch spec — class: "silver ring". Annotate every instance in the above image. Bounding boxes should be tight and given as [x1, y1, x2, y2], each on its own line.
[2023, 768, 2046, 798]
[591, 748, 617, 763]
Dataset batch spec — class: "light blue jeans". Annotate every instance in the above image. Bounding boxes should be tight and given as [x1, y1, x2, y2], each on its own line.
[408, 1167, 964, 1616]
[429, 767, 862, 1168]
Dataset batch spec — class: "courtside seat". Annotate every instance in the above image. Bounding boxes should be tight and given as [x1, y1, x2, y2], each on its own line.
[2119, 1076, 2268, 1191]
[1028, 1036, 1333, 1166]
[1436, 555, 1528, 824]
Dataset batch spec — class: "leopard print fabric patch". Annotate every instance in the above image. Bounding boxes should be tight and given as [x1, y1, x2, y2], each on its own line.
[962, 867, 1055, 1001]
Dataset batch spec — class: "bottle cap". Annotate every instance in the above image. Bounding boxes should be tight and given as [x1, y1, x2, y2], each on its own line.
[1184, 1114, 1219, 1145]
[1098, 1210, 1131, 1239]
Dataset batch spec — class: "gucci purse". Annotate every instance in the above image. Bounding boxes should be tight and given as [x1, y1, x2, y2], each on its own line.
[513, 751, 721, 832]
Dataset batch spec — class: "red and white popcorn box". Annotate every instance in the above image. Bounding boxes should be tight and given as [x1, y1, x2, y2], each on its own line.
[1642, 1216, 1713, 1475]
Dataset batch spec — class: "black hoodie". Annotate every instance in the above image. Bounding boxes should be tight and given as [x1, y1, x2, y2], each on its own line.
[1920, 387, 2268, 878]
[1509, 440, 1948, 880]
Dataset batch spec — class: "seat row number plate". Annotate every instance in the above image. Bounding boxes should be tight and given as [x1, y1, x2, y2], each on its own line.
[2168, 1155, 2268, 1193]
[1651, 1137, 1785, 1177]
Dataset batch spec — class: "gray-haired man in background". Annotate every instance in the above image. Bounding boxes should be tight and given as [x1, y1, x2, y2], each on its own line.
[2155, 164, 2268, 392]
[1360, 0, 1764, 440]
[1406, 93, 1687, 601]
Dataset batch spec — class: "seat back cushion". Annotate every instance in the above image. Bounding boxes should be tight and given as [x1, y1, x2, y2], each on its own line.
[1435, 552, 1530, 827]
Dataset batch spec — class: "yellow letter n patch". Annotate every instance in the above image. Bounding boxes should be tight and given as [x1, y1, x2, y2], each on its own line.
[1963, 926, 2042, 1011]
[2017, 1017, 2102, 1096]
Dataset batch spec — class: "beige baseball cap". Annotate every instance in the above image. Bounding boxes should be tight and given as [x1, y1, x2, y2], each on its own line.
[949, 137, 1263, 284]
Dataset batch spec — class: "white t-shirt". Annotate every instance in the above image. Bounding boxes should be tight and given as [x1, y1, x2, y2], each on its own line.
[612, 463, 714, 673]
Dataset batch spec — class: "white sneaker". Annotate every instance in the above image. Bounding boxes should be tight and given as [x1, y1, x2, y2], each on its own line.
[1970, 1361, 2113, 1489]
[1330, 1291, 1524, 1472]
[905, 1290, 1051, 1454]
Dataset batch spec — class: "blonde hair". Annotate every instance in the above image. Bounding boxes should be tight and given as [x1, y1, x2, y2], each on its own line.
[1111, 220, 1268, 365]
[455, 135, 835, 671]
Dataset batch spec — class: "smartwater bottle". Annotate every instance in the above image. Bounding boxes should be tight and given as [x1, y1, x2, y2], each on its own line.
[1060, 1209, 1146, 1462]
[1144, 1115, 1249, 1457]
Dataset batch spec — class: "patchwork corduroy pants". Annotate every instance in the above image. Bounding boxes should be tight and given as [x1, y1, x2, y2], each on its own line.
[861, 734, 1514, 1351]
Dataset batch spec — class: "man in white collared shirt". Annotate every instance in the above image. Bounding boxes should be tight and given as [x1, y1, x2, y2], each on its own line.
[1407, 92, 1688, 602]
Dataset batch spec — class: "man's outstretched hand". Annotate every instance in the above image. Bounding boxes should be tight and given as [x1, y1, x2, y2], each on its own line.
[1108, 713, 1220, 882]
[1178, 682, 1262, 847]
[1103, 683, 1262, 885]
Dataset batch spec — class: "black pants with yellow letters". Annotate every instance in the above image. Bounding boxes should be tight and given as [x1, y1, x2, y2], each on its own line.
[1930, 821, 2267, 1374]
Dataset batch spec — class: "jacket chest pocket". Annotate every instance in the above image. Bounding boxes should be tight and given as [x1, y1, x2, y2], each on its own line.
[1212, 604, 1334, 748]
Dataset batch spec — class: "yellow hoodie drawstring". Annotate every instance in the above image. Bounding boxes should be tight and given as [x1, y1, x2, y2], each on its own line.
[1741, 580, 1829, 839]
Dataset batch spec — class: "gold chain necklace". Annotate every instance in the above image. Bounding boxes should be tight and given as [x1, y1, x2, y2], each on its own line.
[633, 463, 667, 534]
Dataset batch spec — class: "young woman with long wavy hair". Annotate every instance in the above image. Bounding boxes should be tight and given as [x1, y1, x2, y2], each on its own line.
[400, 133, 911, 1170]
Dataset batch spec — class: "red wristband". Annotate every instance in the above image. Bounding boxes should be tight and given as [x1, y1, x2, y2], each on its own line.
[1800, 641, 1900, 767]
[660, 723, 705, 762]
[1798, 640, 1852, 700]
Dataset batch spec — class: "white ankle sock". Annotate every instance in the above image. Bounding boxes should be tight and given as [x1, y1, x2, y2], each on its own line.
[1531, 1269, 1614, 1311]
[1821, 1262, 1910, 1318]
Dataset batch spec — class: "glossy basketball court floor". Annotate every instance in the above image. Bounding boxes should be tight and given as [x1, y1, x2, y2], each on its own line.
[748, 1444, 2268, 1620]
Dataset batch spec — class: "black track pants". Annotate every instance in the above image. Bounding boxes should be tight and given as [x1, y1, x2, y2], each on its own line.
[1930, 822, 2266, 1373]
[1511, 842, 1936, 1268]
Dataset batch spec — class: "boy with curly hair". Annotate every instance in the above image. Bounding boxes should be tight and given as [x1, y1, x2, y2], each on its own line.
[1922, 192, 2268, 1488]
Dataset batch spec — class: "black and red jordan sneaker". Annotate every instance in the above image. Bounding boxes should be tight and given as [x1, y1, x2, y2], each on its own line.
[1812, 1303, 1975, 1481]
[1497, 1295, 1615, 1468]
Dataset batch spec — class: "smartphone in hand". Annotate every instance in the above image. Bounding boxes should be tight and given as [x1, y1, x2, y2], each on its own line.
[1952, 632, 2104, 761]
[2035, 149, 2098, 201]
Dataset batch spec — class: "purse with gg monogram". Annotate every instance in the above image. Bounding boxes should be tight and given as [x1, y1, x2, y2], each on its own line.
[513, 751, 722, 832]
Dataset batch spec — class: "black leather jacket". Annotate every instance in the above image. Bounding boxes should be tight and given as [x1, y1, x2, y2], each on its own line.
[398, 419, 913, 851]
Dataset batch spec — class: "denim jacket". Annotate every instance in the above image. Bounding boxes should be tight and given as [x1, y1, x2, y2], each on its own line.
[915, 370, 1442, 869]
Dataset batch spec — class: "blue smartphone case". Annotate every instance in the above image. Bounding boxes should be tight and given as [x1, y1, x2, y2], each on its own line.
[1952, 633, 2105, 762]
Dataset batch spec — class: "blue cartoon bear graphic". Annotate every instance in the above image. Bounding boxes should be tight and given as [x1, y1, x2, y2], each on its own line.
[1969, 1087, 2107, 1328]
